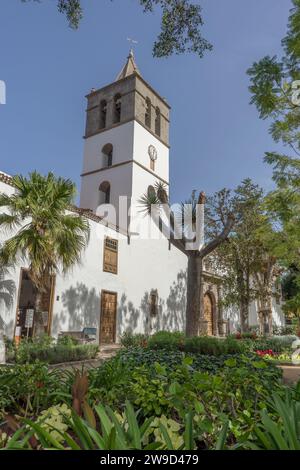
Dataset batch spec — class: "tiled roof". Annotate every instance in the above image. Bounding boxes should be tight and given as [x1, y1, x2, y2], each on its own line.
[0, 171, 14, 187]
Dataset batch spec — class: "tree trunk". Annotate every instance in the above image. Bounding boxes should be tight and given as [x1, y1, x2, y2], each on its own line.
[239, 299, 249, 333]
[34, 289, 45, 337]
[186, 255, 203, 337]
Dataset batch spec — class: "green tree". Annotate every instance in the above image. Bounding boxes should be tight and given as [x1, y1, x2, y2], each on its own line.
[140, 183, 235, 337]
[206, 179, 278, 333]
[20, 0, 212, 58]
[0, 172, 90, 333]
[247, 0, 300, 319]
[281, 265, 300, 323]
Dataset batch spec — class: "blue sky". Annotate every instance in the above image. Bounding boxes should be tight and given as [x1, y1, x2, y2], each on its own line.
[0, 0, 291, 203]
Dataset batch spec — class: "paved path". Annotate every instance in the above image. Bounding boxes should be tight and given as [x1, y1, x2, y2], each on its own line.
[278, 365, 300, 384]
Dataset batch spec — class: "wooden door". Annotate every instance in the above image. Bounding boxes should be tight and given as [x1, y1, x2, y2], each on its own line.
[204, 293, 214, 336]
[100, 291, 117, 344]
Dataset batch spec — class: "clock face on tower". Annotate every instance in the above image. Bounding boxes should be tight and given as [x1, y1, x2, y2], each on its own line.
[148, 145, 158, 161]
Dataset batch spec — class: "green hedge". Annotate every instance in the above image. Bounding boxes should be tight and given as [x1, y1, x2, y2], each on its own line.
[7, 336, 99, 365]
[147, 331, 185, 350]
[146, 331, 244, 355]
[184, 336, 244, 355]
[15, 344, 99, 364]
[123, 331, 298, 356]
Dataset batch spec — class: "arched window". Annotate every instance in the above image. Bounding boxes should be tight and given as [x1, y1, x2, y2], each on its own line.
[100, 100, 107, 129]
[102, 144, 113, 167]
[99, 181, 111, 205]
[155, 107, 161, 137]
[145, 97, 152, 128]
[114, 94, 122, 123]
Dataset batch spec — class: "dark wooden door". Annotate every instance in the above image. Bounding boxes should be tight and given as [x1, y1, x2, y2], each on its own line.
[204, 293, 214, 336]
[100, 291, 117, 344]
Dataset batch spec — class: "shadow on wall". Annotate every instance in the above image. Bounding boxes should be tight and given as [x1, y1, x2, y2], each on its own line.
[166, 270, 186, 331]
[52, 283, 100, 336]
[0, 264, 16, 336]
[117, 269, 187, 337]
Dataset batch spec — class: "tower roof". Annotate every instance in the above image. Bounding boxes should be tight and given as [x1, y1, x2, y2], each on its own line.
[115, 49, 141, 81]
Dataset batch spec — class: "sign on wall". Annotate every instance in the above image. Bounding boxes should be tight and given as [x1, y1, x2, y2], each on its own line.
[25, 309, 34, 329]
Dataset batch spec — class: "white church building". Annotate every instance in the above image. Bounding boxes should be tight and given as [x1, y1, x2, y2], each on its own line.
[0, 52, 285, 343]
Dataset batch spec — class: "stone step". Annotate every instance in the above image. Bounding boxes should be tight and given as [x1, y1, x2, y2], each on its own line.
[99, 343, 121, 354]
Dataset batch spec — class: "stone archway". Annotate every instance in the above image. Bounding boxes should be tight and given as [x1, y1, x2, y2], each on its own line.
[203, 292, 215, 336]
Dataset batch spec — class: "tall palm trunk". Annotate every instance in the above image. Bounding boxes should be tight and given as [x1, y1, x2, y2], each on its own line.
[34, 289, 46, 337]
[186, 255, 203, 337]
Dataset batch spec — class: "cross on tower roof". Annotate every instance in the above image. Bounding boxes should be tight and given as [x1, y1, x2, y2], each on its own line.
[115, 49, 141, 82]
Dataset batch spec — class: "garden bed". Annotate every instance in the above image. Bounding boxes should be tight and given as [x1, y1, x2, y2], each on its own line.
[0, 331, 299, 450]
[4, 334, 99, 365]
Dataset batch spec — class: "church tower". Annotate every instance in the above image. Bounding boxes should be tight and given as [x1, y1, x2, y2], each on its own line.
[80, 51, 170, 230]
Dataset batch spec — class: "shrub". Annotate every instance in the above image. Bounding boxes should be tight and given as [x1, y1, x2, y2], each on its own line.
[56, 335, 80, 347]
[0, 363, 69, 416]
[273, 324, 297, 336]
[184, 336, 244, 355]
[7, 334, 99, 365]
[234, 331, 257, 340]
[120, 332, 148, 348]
[252, 336, 295, 353]
[14, 339, 98, 365]
[147, 331, 184, 351]
[19, 344, 98, 364]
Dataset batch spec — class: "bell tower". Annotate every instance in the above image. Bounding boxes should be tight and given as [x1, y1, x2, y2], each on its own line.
[80, 51, 171, 230]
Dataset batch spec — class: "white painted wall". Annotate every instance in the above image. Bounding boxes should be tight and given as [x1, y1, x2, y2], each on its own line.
[132, 121, 169, 183]
[80, 119, 169, 231]
[52, 224, 187, 340]
[0, 175, 286, 341]
[0, 179, 19, 336]
[81, 121, 135, 174]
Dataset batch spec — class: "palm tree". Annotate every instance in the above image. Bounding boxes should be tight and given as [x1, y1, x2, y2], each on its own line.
[0, 172, 90, 334]
[140, 182, 234, 337]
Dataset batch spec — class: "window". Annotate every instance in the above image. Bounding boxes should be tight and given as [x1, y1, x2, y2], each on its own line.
[155, 107, 161, 137]
[114, 94, 122, 123]
[99, 181, 111, 205]
[100, 100, 107, 129]
[102, 144, 113, 167]
[145, 97, 151, 128]
[103, 237, 118, 274]
[150, 290, 158, 316]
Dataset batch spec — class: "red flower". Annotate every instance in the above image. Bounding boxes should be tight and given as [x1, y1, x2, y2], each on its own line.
[255, 349, 274, 357]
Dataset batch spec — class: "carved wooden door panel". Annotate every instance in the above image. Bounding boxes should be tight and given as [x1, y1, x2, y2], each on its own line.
[204, 293, 214, 336]
[100, 291, 117, 344]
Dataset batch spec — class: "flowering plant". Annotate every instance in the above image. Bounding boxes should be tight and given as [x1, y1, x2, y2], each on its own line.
[255, 349, 275, 357]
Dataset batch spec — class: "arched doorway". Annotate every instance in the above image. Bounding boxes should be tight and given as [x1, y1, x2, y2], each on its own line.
[204, 292, 214, 336]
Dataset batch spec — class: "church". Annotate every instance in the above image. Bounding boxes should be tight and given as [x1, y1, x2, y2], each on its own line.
[0, 52, 285, 343]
